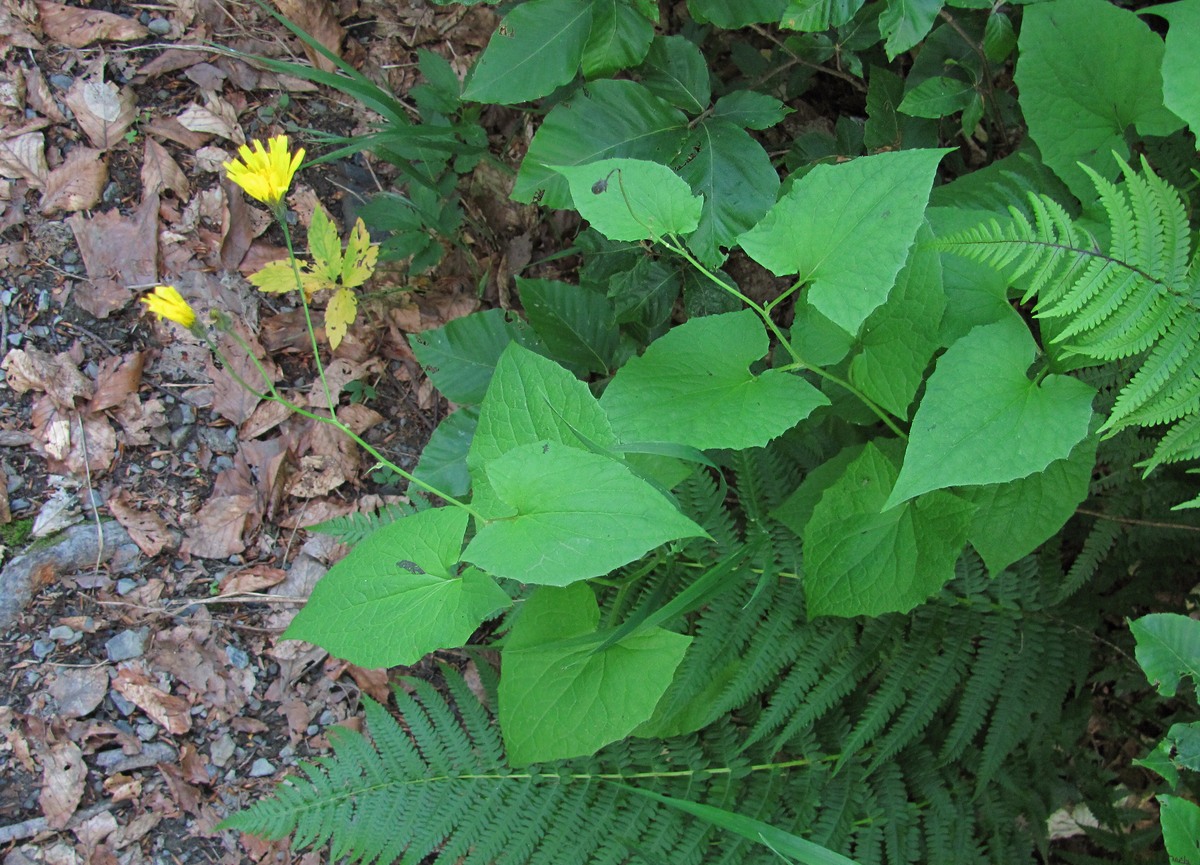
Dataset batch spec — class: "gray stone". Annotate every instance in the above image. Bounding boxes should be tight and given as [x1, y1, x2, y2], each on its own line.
[32, 639, 54, 659]
[248, 758, 276, 777]
[105, 627, 149, 662]
[225, 645, 249, 668]
[48, 625, 80, 645]
[109, 691, 136, 715]
[49, 74, 73, 90]
[116, 578, 138, 595]
[135, 723, 158, 741]
[147, 17, 171, 35]
[209, 733, 235, 767]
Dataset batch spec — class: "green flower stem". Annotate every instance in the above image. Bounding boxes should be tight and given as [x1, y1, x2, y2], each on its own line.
[211, 329, 484, 521]
[661, 237, 908, 442]
[277, 209, 338, 418]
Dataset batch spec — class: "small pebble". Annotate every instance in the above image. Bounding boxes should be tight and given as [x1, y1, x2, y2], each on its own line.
[227, 554, 243, 565]
[49, 74, 73, 90]
[138, 10, 150, 24]
[306, 724, 319, 736]
[279, 744, 295, 760]
[225, 645, 249, 669]
[32, 639, 55, 659]
[48, 625, 80, 645]
[102, 182, 120, 204]
[178, 404, 196, 424]
[318, 710, 336, 725]
[24, 670, 41, 687]
[135, 723, 158, 741]
[105, 627, 149, 662]
[149, 458, 165, 470]
[6, 474, 22, 493]
[9, 498, 29, 511]
[210, 733, 236, 767]
[109, 692, 136, 716]
[116, 578, 138, 595]
[36, 290, 50, 312]
[61, 249, 78, 264]
[5, 334, 21, 347]
[248, 758, 276, 778]
[147, 17, 172, 36]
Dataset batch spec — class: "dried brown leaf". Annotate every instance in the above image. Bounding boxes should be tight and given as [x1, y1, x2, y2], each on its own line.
[180, 494, 253, 559]
[141, 138, 189, 200]
[88, 352, 144, 413]
[40, 146, 107, 215]
[143, 116, 209, 149]
[67, 192, 158, 319]
[2, 346, 93, 406]
[176, 94, 243, 144]
[111, 665, 192, 734]
[39, 741, 86, 829]
[107, 490, 172, 557]
[63, 78, 136, 151]
[219, 565, 286, 595]
[47, 667, 109, 719]
[0, 130, 47, 187]
[37, 0, 149, 47]
[286, 453, 347, 499]
[0, 1, 43, 49]
[0, 64, 25, 110]
[23, 63, 65, 122]
[272, 0, 345, 73]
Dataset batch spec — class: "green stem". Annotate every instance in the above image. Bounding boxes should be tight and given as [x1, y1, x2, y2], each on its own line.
[279, 211, 338, 418]
[214, 316, 483, 520]
[661, 238, 908, 441]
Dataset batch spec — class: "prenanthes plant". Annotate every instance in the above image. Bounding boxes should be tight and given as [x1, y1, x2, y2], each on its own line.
[143, 135, 477, 517]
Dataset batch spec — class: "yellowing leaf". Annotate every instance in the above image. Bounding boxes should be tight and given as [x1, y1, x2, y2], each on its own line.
[249, 260, 306, 294]
[308, 205, 343, 284]
[341, 218, 379, 288]
[326, 286, 358, 349]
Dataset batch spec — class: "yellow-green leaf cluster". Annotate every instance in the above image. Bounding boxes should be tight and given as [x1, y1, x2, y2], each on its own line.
[248, 206, 379, 349]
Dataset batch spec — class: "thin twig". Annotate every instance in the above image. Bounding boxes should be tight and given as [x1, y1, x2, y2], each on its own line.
[76, 412, 104, 573]
[1075, 507, 1200, 533]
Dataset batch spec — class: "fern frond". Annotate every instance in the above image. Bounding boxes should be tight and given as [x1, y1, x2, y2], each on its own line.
[938, 155, 1200, 471]
[309, 500, 418, 545]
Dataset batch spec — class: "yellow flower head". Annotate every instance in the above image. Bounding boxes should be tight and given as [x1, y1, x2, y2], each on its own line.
[222, 135, 304, 207]
[141, 285, 197, 329]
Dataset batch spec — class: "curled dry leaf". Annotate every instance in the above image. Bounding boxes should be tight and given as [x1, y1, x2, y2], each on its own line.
[111, 665, 192, 735]
[0, 1, 43, 49]
[176, 93, 243, 144]
[40, 145, 107, 215]
[63, 78, 136, 151]
[87, 352, 144, 414]
[36, 0, 148, 47]
[38, 741, 86, 829]
[0, 130, 48, 187]
[219, 565, 287, 595]
[23, 61, 66, 123]
[0, 64, 25, 110]
[141, 137, 189, 199]
[2, 346, 93, 406]
[286, 453, 347, 499]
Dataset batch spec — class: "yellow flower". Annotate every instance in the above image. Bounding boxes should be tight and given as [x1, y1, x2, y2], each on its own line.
[141, 285, 197, 328]
[222, 135, 304, 207]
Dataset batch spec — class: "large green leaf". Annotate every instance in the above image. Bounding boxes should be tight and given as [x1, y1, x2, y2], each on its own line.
[464, 441, 705, 585]
[462, 0, 592, 105]
[879, 0, 944, 59]
[413, 407, 477, 499]
[804, 443, 974, 618]
[469, 343, 617, 509]
[1130, 613, 1200, 698]
[517, 277, 621, 374]
[710, 90, 792, 130]
[601, 310, 830, 450]
[687, 0, 788, 27]
[500, 584, 690, 765]
[284, 509, 510, 667]
[637, 35, 710, 114]
[885, 316, 1096, 508]
[738, 149, 949, 336]
[581, 0, 655, 79]
[847, 227, 944, 419]
[409, 308, 542, 405]
[781, 0, 867, 31]
[552, 158, 703, 242]
[1147, 0, 1200, 138]
[607, 257, 680, 338]
[962, 434, 1098, 574]
[1160, 795, 1200, 865]
[513, 79, 689, 208]
[1015, 0, 1181, 198]
[678, 120, 780, 266]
